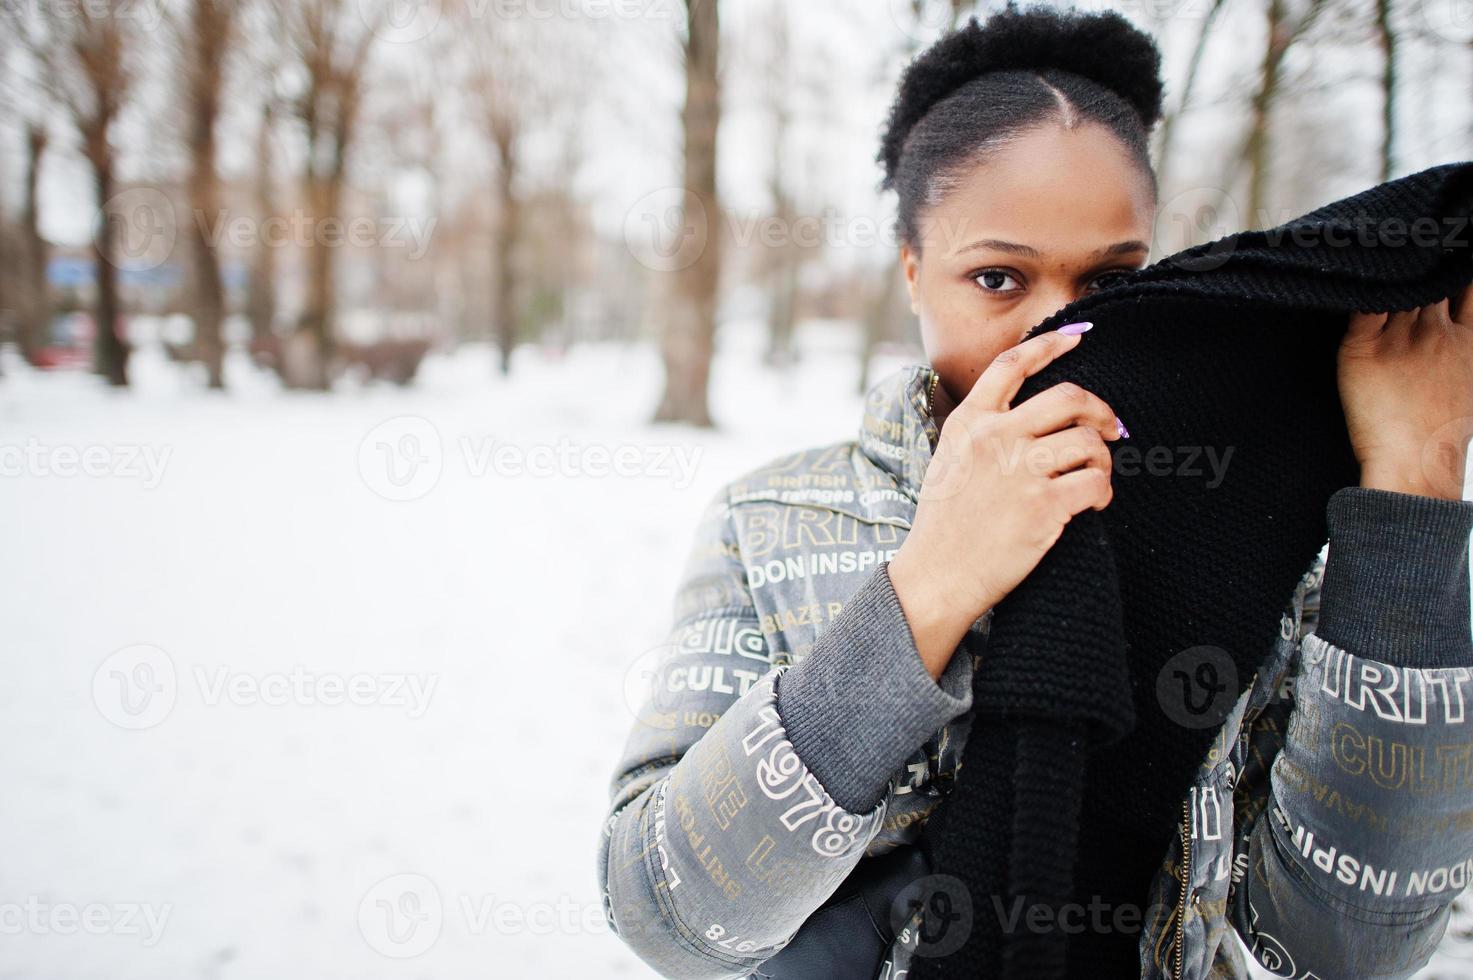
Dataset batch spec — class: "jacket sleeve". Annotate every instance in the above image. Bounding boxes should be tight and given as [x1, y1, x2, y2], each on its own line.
[597, 487, 975, 979]
[1229, 486, 1473, 979]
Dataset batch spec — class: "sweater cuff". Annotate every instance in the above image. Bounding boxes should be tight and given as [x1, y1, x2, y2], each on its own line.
[1315, 486, 1473, 668]
[775, 561, 974, 814]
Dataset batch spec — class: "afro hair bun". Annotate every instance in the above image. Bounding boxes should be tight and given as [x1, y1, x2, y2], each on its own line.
[878, 2, 1166, 189]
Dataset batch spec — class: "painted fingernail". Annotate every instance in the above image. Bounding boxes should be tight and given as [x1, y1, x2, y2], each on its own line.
[1116, 416, 1131, 439]
[1058, 321, 1093, 335]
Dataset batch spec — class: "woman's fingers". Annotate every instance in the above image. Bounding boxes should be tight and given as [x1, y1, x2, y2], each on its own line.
[1008, 379, 1120, 442]
[1452, 279, 1473, 326]
[1030, 426, 1112, 477]
[964, 328, 1083, 414]
[1345, 310, 1388, 344]
[1051, 465, 1114, 515]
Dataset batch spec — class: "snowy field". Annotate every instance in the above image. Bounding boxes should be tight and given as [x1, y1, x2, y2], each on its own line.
[1, 322, 1470, 979]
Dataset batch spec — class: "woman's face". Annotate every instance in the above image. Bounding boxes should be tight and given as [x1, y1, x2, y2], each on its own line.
[900, 122, 1158, 410]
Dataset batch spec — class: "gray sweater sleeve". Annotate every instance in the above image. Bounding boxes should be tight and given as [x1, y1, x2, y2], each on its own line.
[1230, 486, 1473, 979]
[597, 495, 975, 979]
[775, 560, 974, 814]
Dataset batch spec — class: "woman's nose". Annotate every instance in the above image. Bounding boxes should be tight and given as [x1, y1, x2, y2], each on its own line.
[1039, 289, 1086, 322]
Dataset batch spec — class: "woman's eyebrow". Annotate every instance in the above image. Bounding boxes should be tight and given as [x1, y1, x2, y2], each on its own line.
[953, 239, 1151, 258]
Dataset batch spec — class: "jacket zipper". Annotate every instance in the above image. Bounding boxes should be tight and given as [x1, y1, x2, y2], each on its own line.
[926, 370, 939, 419]
[1173, 796, 1192, 980]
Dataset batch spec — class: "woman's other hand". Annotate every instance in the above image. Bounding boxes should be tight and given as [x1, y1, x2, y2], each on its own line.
[1339, 281, 1473, 502]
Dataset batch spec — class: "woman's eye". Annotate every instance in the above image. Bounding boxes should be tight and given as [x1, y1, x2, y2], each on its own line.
[972, 269, 1022, 293]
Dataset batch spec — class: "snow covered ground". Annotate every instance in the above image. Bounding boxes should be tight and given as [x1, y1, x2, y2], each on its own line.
[0, 323, 1469, 979]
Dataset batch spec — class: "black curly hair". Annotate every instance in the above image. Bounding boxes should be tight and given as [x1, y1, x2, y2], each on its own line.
[878, 2, 1166, 249]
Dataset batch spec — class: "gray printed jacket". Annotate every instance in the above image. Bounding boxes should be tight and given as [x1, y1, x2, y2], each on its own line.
[597, 361, 1473, 980]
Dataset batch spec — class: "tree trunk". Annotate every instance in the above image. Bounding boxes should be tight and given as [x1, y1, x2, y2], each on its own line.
[187, 86, 227, 388]
[1374, 0, 1397, 182]
[765, 255, 798, 370]
[246, 103, 277, 345]
[92, 156, 128, 386]
[1243, 0, 1285, 230]
[295, 171, 338, 390]
[654, 0, 720, 427]
[492, 136, 520, 375]
[1153, 0, 1227, 195]
[18, 124, 49, 366]
[858, 258, 901, 396]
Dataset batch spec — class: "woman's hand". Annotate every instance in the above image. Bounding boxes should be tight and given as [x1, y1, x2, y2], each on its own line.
[887, 328, 1122, 679]
[1338, 282, 1473, 501]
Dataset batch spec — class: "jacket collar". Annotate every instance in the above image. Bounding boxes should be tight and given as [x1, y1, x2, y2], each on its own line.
[856, 361, 942, 502]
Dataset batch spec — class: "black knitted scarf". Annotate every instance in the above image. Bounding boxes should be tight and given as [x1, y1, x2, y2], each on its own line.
[909, 162, 1473, 979]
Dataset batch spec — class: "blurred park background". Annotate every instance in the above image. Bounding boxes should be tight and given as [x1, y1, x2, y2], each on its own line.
[1, 0, 1472, 977]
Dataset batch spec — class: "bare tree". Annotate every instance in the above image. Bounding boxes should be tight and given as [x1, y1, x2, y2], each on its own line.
[654, 0, 721, 426]
[245, 98, 279, 346]
[859, 0, 974, 395]
[455, 11, 536, 376]
[275, 0, 376, 390]
[759, 1, 799, 371]
[1372, 0, 1400, 180]
[1153, 0, 1229, 195]
[1239, 0, 1331, 227]
[16, 123, 51, 366]
[174, 0, 240, 389]
[19, 1, 140, 386]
